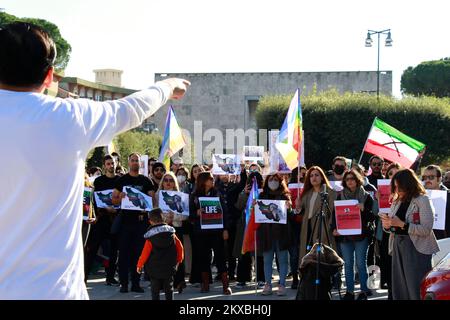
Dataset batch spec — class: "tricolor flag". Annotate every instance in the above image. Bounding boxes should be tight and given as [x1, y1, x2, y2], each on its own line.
[362, 117, 426, 168]
[275, 89, 303, 170]
[241, 178, 260, 254]
[158, 106, 186, 170]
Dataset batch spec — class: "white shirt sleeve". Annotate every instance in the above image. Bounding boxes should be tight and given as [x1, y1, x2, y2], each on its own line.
[69, 81, 172, 151]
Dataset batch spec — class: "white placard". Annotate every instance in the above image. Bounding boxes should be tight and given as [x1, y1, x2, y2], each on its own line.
[158, 190, 189, 216]
[255, 200, 287, 224]
[121, 186, 153, 211]
[243, 146, 264, 162]
[139, 155, 149, 176]
[426, 190, 447, 230]
[94, 189, 115, 209]
[329, 181, 343, 192]
[212, 154, 241, 175]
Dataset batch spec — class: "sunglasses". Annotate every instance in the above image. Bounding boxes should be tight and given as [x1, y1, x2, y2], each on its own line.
[422, 175, 436, 181]
[163, 178, 175, 183]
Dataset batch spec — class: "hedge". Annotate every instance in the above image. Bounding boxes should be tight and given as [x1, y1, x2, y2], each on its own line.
[256, 90, 450, 170]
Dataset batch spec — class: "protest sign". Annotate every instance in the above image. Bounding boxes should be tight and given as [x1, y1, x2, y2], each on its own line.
[83, 187, 93, 221]
[269, 130, 291, 174]
[158, 190, 189, 216]
[139, 155, 149, 176]
[121, 186, 153, 211]
[334, 199, 362, 235]
[288, 183, 304, 207]
[426, 189, 447, 230]
[199, 197, 224, 229]
[243, 146, 264, 163]
[212, 154, 241, 175]
[378, 179, 391, 214]
[94, 189, 116, 209]
[255, 200, 287, 224]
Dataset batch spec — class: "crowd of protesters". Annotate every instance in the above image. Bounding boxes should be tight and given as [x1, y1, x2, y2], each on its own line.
[83, 151, 450, 300]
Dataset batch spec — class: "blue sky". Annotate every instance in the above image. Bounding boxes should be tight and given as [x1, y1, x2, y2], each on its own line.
[2, 0, 449, 97]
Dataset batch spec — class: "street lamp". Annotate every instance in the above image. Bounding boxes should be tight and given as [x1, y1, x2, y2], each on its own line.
[365, 29, 393, 100]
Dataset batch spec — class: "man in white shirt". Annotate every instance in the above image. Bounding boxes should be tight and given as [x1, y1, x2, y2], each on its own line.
[0, 21, 190, 299]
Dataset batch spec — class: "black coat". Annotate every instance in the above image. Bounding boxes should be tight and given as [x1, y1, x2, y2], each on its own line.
[189, 189, 230, 233]
[144, 224, 178, 279]
[257, 192, 293, 252]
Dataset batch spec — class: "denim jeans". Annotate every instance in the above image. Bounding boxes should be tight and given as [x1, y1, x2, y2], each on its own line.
[339, 237, 369, 293]
[263, 240, 289, 286]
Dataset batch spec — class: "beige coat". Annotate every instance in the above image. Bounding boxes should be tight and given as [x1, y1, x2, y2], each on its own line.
[387, 194, 440, 255]
[298, 187, 337, 263]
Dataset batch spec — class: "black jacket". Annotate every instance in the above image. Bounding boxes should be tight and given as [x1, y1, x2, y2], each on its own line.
[143, 224, 178, 279]
[257, 192, 293, 252]
[189, 189, 230, 233]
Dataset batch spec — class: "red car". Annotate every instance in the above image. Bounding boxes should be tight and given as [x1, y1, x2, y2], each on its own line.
[421, 252, 450, 300]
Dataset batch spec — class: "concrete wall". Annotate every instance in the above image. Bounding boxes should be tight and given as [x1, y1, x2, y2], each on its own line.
[151, 71, 392, 163]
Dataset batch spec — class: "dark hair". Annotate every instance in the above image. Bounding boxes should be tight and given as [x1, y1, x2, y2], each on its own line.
[302, 166, 332, 199]
[0, 22, 56, 88]
[390, 169, 426, 202]
[342, 169, 364, 190]
[176, 167, 189, 178]
[148, 157, 157, 164]
[152, 162, 167, 173]
[189, 164, 204, 184]
[333, 156, 347, 165]
[247, 172, 264, 188]
[103, 155, 114, 164]
[202, 164, 211, 171]
[193, 172, 214, 196]
[262, 173, 290, 197]
[88, 166, 102, 176]
[369, 155, 384, 165]
[352, 163, 366, 176]
[424, 165, 442, 178]
[386, 162, 402, 178]
[149, 208, 164, 223]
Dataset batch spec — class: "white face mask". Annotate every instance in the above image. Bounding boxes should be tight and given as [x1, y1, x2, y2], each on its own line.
[268, 180, 280, 191]
[177, 175, 186, 184]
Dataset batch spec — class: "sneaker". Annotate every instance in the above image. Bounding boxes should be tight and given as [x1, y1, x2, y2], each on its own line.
[261, 283, 272, 295]
[106, 278, 119, 286]
[130, 285, 145, 293]
[257, 281, 265, 288]
[357, 292, 368, 300]
[119, 285, 128, 293]
[365, 289, 373, 297]
[342, 292, 354, 300]
[235, 282, 246, 289]
[277, 284, 287, 296]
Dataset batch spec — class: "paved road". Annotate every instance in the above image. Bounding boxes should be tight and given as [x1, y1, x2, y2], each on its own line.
[87, 269, 388, 301]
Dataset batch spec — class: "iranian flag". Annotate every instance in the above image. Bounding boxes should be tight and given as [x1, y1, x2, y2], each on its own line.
[363, 117, 426, 168]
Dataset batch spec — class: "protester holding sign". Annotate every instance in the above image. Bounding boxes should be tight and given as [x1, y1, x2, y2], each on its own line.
[215, 168, 247, 282]
[112, 153, 155, 293]
[85, 155, 120, 286]
[298, 166, 337, 263]
[422, 165, 450, 239]
[233, 172, 266, 289]
[380, 169, 439, 300]
[153, 171, 188, 293]
[189, 172, 232, 295]
[331, 169, 375, 300]
[257, 173, 293, 296]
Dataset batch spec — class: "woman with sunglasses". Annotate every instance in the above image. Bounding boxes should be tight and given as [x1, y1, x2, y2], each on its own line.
[189, 172, 232, 295]
[380, 169, 439, 300]
[331, 169, 375, 300]
[153, 172, 188, 293]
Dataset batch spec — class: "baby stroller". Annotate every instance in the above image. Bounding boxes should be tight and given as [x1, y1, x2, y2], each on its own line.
[296, 243, 344, 300]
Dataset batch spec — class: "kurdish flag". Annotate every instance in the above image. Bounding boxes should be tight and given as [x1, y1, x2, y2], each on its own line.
[363, 117, 426, 168]
[158, 106, 186, 170]
[275, 89, 303, 170]
[241, 178, 260, 254]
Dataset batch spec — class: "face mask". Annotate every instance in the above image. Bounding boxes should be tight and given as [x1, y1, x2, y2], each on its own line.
[334, 165, 345, 175]
[268, 180, 280, 191]
[177, 175, 186, 184]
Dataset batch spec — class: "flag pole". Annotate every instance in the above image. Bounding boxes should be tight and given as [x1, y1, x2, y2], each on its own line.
[254, 228, 258, 295]
[358, 117, 377, 164]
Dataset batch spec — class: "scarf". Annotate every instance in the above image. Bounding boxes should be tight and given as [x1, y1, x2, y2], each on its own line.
[342, 186, 367, 204]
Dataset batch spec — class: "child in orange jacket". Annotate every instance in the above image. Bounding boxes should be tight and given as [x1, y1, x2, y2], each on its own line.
[137, 208, 184, 300]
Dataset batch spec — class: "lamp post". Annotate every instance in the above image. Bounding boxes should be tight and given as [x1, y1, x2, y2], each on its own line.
[365, 29, 393, 100]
